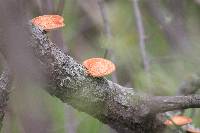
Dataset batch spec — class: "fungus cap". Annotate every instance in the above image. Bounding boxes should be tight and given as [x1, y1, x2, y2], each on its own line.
[83, 58, 116, 77]
[31, 15, 65, 30]
[186, 128, 200, 133]
[164, 115, 192, 126]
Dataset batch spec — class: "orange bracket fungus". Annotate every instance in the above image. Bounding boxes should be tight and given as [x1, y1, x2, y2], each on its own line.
[83, 58, 116, 77]
[31, 15, 65, 31]
[164, 115, 192, 126]
[186, 128, 200, 133]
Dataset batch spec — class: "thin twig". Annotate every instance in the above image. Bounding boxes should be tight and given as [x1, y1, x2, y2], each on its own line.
[145, 0, 191, 52]
[56, 0, 65, 15]
[97, 0, 118, 83]
[64, 105, 77, 133]
[97, 0, 112, 58]
[132, 0, 150, 72]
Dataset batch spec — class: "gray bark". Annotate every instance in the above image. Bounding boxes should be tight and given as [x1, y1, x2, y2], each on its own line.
[0, 68, 11, 130]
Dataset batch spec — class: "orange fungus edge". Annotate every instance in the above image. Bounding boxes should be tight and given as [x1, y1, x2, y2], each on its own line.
[82, 58, 116, 77]
[164, 115, 192, 126]
[186, 128, 200, 133]
[31, 15, 65, 30]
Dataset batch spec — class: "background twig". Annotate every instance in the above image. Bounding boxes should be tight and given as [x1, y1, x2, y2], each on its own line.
[132, 0, 149, 72]
[57, 0, 65, 15]
[97, 0, 118, 83]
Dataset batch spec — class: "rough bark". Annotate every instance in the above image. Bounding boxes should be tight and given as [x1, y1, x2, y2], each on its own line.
[0, 68, 11, 130]
[29, 24, 200, 132]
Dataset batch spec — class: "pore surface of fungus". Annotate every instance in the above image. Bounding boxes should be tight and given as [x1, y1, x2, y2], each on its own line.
[186, 127, 200, 133]
[164, 115, 192, 126]
[31, 15, 65, 30]
[83, 58, 115, 77]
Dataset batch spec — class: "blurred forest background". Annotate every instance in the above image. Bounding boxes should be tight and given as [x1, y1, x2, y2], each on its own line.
[1, 0, 200, 133]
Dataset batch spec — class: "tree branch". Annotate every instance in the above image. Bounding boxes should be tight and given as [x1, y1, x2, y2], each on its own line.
[96, 0, 118, 83]
[144, 0, 191, 52]
[29, 24, 200, 132]
[97, 0, 112, 40]
[97, 0, 112, 59]
[131, 0, 149, 72]
[177, 74, 200, 95]
[56, 0, 65, 15]
[149, 95, 200, 113]
[0, 68, 11, 130]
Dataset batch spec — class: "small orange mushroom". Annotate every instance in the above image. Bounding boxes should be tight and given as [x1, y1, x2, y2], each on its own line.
[164, 115, 192, 126]
[83, 58, 115, 77]
[31, 15, 65, 31]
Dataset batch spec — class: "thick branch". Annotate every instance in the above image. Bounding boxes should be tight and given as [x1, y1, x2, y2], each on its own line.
[30, 24, 200, 132]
